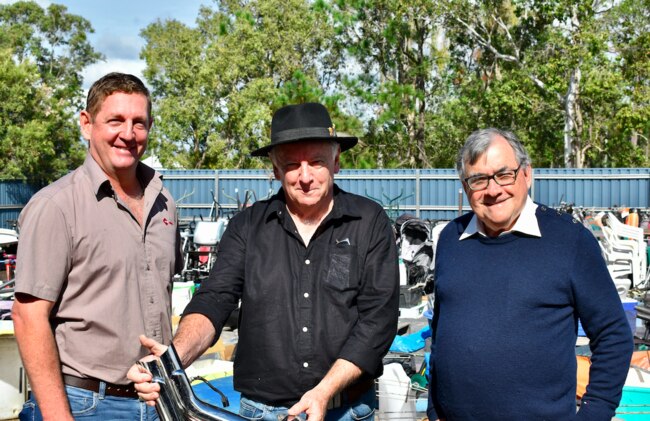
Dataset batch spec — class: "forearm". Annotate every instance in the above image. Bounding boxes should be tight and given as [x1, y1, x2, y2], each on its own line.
[172, 313, 217, 368]
[12, 298, 73, 421]
[314, 359, 363, 399]
[288, 359, 365, 420]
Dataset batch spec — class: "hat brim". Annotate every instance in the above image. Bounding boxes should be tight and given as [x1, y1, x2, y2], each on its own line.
[250, 136, 358, 157]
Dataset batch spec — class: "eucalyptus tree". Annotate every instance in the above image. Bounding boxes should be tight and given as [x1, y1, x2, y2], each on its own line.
[325, 0, 452, 168]
[0, 1, 102, 182]
[442, 0, 647, 168]
[601, 0, 650, 166]
[141, 0, 360, 170]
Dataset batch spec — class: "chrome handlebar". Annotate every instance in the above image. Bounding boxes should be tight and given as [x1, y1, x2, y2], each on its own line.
[138, 345, 245, 421]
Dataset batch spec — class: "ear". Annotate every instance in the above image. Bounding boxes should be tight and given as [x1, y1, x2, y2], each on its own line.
[333, 146, 341, 174]
[79, 110, 92, 141]
[523, 165, 533, 190]
[272, 164, 281, 181]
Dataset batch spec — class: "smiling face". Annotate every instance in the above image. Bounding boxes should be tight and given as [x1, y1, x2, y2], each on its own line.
[80, 92, 151, 179]
[463, 135, 532, 237]
[270, 140, 340, 216]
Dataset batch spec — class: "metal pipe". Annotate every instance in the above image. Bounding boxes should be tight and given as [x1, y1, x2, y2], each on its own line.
[138, 344, 245, 421]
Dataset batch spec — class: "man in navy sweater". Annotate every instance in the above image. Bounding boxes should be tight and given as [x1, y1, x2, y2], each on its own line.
[427, 128, 633, 420]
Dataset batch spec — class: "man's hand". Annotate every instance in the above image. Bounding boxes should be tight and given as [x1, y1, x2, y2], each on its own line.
[286, 359, 364, 421]
[126, 335, 169, 406]
[286, 386, 329, 421]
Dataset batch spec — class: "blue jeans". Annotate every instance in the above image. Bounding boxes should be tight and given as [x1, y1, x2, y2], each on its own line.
[19, 384, 159, 420]
[239, 387, 376, 421]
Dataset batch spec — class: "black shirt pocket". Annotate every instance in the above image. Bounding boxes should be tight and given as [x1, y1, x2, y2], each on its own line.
[324, 244, 359, 291]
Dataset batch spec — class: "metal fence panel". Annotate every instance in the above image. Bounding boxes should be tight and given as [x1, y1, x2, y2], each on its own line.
[0, 181, 40, 228]
[533, 169, 650, 210]
[2, 168, 648, 225]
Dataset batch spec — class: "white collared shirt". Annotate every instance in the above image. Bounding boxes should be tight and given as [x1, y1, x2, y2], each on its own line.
[460, 196, 541, 240]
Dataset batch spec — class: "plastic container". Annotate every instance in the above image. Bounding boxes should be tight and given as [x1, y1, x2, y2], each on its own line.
[377, 363, 416, 420]
[616, 386, 650, 420]
[0, 334, 26, 420]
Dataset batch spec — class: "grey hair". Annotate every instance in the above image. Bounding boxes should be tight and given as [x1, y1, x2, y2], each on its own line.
[456, 128, 531, 178]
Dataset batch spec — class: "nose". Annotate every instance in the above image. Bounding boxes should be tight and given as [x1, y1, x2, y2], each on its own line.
[484, 177, 502, 195]
[299, 161, 312, 184]
[120, 121, 135, 140]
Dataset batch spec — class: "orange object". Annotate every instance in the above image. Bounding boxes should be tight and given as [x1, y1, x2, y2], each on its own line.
[576, 355, 591, 399]
[577, 351, 650, 399]
[626, 210, 639, 227]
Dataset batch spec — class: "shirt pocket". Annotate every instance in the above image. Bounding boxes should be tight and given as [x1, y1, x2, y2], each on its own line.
[324, 244, 360, 291]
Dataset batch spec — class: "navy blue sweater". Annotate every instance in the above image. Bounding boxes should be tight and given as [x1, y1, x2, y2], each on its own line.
[427, 205, 633, 421]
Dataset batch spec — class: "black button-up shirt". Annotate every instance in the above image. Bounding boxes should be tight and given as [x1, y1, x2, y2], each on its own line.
[183, 185, 399, 406]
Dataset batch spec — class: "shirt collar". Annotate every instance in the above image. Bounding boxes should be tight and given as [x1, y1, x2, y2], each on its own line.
[459, 196, 540, 240]
[82, 152, 162, 200]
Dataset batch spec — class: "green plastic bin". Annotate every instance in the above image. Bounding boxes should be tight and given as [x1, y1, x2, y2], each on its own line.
[616, 386, 650, 420]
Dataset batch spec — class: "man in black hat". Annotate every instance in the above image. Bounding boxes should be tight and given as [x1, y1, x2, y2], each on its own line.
[128, 103, 399, 421]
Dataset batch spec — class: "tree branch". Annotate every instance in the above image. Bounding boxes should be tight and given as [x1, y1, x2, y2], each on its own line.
[453, 15, 518, 63]
[491, 13, 519, 60]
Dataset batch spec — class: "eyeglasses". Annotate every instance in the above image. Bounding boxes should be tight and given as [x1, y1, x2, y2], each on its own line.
[464, 164, 522, 191]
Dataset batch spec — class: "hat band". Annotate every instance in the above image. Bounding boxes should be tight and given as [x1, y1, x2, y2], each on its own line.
[272, 127, 334, 143]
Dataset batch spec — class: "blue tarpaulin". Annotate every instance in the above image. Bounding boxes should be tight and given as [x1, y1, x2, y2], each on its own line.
[389, 326, 431, 353]
[192, 376, 241, 414]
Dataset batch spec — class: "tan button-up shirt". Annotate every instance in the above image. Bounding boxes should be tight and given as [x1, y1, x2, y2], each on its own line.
[15, 153, 181, 384]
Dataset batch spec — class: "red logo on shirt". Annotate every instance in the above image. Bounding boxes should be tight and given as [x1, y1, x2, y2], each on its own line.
[163, 217, 174, 226]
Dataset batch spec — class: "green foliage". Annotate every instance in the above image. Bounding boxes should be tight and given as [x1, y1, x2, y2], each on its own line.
[328, 0, 449, 168]
[0, 1, 102, 182]
[142, 0, 365, 170]
[437, 0, 649, 168]
[3, 0, 645, 177]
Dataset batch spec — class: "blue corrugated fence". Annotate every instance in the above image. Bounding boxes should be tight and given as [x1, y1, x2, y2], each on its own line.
[1, 168, 648, 227]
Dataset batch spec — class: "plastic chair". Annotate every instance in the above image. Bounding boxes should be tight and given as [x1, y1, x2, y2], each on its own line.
[605, 213, 646, 288]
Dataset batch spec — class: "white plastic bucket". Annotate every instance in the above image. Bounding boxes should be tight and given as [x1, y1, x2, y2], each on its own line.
[377, 363, 417, 420]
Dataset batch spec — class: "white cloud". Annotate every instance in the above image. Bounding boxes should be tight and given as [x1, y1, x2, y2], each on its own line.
[96, 34, 143, 60]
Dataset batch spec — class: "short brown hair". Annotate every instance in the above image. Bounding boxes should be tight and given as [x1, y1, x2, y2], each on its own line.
[85, 72, 151, 121]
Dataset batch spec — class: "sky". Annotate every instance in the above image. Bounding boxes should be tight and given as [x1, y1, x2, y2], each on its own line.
[2, 0, 208, 88]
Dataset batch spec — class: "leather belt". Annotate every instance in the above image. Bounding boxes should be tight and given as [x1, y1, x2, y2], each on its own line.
[63, 374, 138, 399]
[327, 378, 375, 410]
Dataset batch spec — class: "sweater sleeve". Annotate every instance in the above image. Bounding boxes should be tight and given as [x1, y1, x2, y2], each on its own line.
[572, 227, 633, 420]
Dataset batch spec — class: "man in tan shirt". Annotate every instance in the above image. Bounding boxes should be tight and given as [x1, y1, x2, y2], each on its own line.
[12, 72, 180, 420]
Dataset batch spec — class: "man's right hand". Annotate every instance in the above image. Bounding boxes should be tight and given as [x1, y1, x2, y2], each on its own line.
[127, 335, 169, 406]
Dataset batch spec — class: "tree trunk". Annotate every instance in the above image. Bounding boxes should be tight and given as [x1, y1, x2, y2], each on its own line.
[564, 6, 582, 168]
[563, 67, 579, 167]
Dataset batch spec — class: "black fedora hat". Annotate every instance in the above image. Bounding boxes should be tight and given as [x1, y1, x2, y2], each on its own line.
[250, 103, 358, 157]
